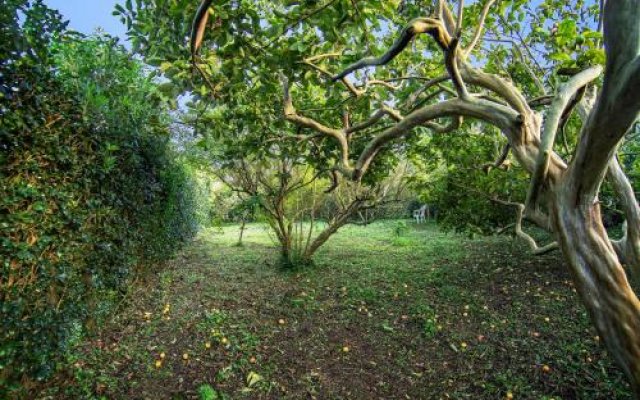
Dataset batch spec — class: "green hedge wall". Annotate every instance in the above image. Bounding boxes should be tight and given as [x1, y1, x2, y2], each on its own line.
[0, 2, 204, 394]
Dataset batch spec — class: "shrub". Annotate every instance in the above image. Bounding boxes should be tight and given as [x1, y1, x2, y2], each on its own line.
[0, 4, 205, 393]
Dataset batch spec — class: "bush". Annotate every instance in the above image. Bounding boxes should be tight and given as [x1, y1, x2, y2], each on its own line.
[408, 125, 528, 235]
[0, 4, 205, 393]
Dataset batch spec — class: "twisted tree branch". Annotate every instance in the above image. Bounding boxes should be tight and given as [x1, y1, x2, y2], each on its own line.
[491, 198, 559, 255]
[332, 17, 451, 81]
[525, 65, 603, 209]
[281, 73, 351, 168]
[482, 143, 511, 173]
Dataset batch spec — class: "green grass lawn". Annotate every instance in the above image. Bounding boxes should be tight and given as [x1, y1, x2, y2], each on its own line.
[39, 220, 631, 399]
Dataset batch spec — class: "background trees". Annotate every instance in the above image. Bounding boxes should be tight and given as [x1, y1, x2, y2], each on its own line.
[216, 153, 407, 266]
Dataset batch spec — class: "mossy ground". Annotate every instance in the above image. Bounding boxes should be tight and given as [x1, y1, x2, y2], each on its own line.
[37, 221, 630, 399]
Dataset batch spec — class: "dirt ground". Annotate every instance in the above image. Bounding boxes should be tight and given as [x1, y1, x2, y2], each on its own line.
[36, 221, 631, 399]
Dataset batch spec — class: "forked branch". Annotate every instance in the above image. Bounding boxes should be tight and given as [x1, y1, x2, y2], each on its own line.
[525, 65, 603, 209]
[492, 198, 559, 255]
[437, 0, 458, 35]
[281, 73, 351, 168]
[482, 143, 511, 173]
[300, 57, 363, 97]
[345, 105, 403, 135]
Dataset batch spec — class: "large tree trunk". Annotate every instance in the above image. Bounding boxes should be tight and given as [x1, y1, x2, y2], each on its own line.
[552, 189, 640, 395]
[553, 2, 640, 391]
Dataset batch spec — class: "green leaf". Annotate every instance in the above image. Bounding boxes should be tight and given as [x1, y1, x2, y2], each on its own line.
[246, 371, 262, 387]
[550, 52, 572, 62]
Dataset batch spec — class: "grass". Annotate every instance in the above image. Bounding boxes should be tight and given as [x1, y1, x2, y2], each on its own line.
[36, 220, 631, 399]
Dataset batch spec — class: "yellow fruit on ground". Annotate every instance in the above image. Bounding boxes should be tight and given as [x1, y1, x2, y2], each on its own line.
[278, 319, 286, 325]
[159, 352, 166, 359]
[506, 391, 514, 399]
[542, 364, 551, 373]
[205, 342, 211, 349]
[182, 353, 189, 360]
[155, 360, 162, 368]
[342, 346, 350, 353]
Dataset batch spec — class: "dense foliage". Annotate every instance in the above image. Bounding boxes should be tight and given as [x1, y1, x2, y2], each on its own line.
[0, 2, 207, 393]
[115, 0, 608, 236]
[406, 124, 526, 235]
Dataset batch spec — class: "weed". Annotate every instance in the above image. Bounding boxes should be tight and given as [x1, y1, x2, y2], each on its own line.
[198, 384, 219, 400]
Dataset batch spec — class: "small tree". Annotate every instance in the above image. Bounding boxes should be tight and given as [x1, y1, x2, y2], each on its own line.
[228, 196, 259, 246]
[217, 154, 404, 266]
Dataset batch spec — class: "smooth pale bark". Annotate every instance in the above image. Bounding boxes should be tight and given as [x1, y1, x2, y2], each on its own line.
[551, 190, 640, 394]
[551, 4, 640, 392]
[609, 158, 640, 273]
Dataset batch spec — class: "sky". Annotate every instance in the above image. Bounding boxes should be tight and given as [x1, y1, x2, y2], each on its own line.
[43, 0, 127, 40]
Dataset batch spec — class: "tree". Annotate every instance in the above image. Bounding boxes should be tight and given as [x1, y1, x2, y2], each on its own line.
[190, 0, 640, 393]
[272, 2, 640, 392]
[216, 151, 405, 266]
